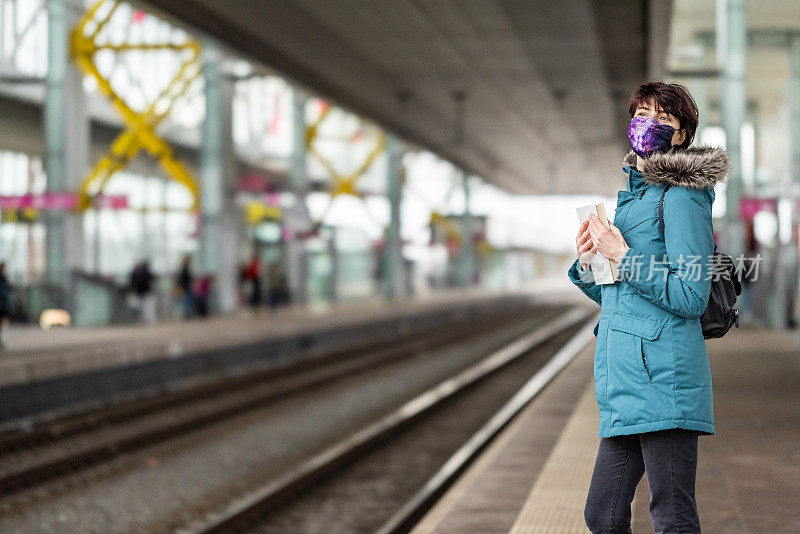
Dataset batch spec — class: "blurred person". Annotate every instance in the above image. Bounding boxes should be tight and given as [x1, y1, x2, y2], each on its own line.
[0, 262, 10, 348]
[129, 260, 156, 323]
[786, 225, 799, 329]
[738, 220, 758, 323]
[244, 253, 262, 308]
[194, 274, 212, 318]
[175, 255, 194, 319]
[237, 262, 247, 307]
[372, 240, 385, 285]
[569, 81, 730, 534]
[267, 261, 290, 308]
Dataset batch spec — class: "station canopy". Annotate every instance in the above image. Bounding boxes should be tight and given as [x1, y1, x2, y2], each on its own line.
[138, 0, 662, 197]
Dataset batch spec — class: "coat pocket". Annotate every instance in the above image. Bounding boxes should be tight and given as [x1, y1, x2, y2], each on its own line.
[608, 311, 666, 385]
[621, 215, 657, 237]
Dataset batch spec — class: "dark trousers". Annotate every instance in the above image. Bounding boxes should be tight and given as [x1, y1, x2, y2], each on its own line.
[584, 428, 701, 534]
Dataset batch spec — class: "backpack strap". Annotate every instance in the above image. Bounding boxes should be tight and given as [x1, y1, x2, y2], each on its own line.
[658, 184, 718, 251]
[658, 185, 672, 238]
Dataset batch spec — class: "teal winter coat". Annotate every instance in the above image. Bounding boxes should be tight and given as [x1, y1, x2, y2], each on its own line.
[568, 146, 731, 437]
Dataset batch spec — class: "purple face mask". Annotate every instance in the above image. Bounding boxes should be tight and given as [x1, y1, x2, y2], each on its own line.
[627, 115, 676, 158]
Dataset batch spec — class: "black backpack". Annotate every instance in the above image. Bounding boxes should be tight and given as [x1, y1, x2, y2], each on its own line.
[658, 185, 741, 338]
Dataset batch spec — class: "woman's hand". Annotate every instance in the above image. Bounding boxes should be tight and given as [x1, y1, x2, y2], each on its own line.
[575, 220, 597, 271]
[576, 219, 597, 256]
[588, 213, 629, 263]
[579, 250, 594, 271]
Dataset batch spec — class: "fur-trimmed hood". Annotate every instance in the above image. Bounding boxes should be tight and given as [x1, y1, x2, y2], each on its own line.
[623, 145, 731, 190]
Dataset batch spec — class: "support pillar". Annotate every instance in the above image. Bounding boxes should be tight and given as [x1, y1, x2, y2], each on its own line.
[646, 0, 672, 80]
[384, 133, 403, 299]
[747, 102, 761, 188]
[44, 0, 88, 294]
[327, 226, 339, 302]
[719, 0, 747, 262]
[688, 77, 710, 137]
[764, 33, 800, 329]
[790, 34, 800, 197]
[689, 36, 714, 141]
[785, 34, 800, 327]
[456, 170, 473, 288]
[286, 87, 309, 305]
[200, 39, 239, 313]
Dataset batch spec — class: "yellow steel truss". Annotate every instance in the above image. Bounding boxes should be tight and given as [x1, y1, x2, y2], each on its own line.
[306, 102, 386, 199]
[71, 0, 201, 211]
[304, 101, 387, 227]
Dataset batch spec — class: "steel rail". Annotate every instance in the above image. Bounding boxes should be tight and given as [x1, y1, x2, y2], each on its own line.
[376, 311, 599, 534]
[0, 308, 543, 496]
[180, 305, 594, 534]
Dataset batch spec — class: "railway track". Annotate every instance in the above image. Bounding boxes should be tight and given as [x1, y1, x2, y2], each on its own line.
[0, 303, 560, 499]
[177, 306, 597, 534]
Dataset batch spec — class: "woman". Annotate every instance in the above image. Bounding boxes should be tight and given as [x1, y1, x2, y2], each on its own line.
[567, 81, 731, 533]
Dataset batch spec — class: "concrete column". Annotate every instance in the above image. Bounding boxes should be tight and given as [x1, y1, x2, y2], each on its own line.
[647, 0, 672, 80]
[759, 33, 800, 328]
[383, 133, 402, 299]
[200, 39, 239, 313]
[719, 0, 747, 261]
[327, 226, 339, 302]
[764, 33, 800, 329]
[689, 36, 714, 140]
[286, 87, 308, 305]
[790, 34, 800, 198]
[747, 102, 762, 188]
[784, 34, 800, 327]
[689, 78, 709, 135]
[44, 0, 88, 289]
[456, 170, 473, 288]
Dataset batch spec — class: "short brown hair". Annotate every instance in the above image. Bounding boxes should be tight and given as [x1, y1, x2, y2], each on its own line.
[628, 81, 699, 150]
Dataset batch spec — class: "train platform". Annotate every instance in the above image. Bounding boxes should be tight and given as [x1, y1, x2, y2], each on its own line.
[411, 324, 800, 534]
[0, 287, 572, 386]
[0, 285, 583, 424]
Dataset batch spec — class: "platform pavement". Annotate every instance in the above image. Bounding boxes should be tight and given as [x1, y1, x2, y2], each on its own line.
[411, 324, 800, 533]
[632, 325, 800, 533]
[0, 286, 585, 388]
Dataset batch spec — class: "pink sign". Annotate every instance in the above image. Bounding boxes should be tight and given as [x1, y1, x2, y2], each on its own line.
[239, 173, 272, 192]
[0, 193, 128, 210]
[94, 195, 128, 209]
[739, 197, 777, 221]
[265, 191, 280, 206]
